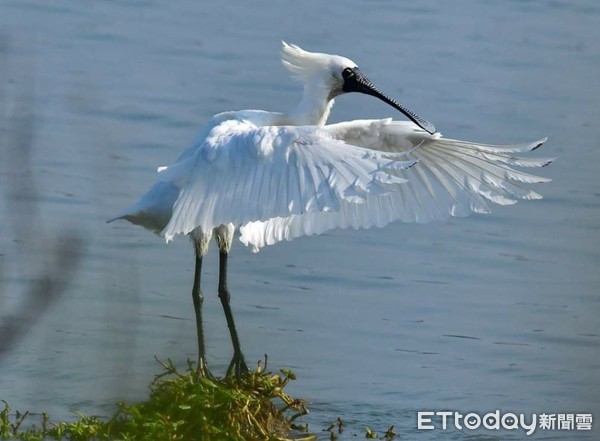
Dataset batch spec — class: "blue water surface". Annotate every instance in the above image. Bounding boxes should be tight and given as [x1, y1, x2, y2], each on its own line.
[0, 1, 598, 439]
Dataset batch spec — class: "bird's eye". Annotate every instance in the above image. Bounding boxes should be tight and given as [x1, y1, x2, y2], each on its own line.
[342, 67, 354, 78]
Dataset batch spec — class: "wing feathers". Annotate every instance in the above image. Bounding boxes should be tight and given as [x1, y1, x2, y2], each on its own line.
[239, 120, 552, 251]
[159, 120, 415, 241]
[124, 115, 551, 251]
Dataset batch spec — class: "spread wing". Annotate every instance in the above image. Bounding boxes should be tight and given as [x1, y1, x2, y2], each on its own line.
[157, 118, 416, 241]
[325, 119, 553, 218]
[239, 119, 553, 252]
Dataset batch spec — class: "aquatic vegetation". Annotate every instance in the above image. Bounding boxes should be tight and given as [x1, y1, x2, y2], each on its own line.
[0, 358, 313, 441]
[323, 418, 396, 440]
[1, 357, 401, 440]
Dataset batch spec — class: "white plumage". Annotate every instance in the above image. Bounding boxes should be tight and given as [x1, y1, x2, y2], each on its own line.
[109, 42, 552, 377]
[240, 120, 550, 251]
[113, 113, 551, 251]
[156, 115, 417, 243]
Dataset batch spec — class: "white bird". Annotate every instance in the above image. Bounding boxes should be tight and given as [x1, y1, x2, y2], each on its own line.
[109, 42, 552, 377]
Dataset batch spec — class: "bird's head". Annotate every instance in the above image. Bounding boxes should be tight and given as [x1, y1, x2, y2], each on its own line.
[281, 41, 435, 134]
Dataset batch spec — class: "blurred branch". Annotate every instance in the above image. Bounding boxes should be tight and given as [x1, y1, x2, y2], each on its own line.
[0, 236, 83, 356]
[0, 36, 85, 360]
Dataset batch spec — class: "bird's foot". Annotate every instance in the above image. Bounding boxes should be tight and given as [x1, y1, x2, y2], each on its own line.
[226, 351, 249, 379]
[194, 357, 214, 380]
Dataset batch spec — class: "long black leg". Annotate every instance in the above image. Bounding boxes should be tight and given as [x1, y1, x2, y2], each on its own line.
[217, 250, 248, 377]
[191, 250, 210, 377]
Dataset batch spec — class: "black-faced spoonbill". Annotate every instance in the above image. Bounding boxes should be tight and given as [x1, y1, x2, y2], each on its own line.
[110, 42, 552, 378]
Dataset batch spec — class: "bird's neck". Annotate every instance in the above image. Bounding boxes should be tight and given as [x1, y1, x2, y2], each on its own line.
[287, 81, 334, 126]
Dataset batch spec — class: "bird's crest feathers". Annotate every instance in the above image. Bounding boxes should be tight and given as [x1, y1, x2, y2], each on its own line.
[281, 41, 355, 81]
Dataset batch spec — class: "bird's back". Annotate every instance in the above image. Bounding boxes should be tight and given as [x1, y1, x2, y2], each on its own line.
[108, 110, 286, 233]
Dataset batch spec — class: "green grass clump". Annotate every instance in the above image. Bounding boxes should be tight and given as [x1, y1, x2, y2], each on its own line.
[1, 358, 314, 441]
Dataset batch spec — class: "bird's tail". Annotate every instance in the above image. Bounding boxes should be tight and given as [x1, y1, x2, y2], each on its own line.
[107, 181, 180, 235]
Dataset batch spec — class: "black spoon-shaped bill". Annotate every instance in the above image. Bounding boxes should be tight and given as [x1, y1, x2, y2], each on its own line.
[342, 68, 437, 135]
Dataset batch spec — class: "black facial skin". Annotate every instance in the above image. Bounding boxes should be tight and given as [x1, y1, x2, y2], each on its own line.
[341, 67, 436, 134]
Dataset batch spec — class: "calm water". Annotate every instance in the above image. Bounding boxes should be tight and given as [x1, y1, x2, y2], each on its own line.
[1, 1, 599, 439]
